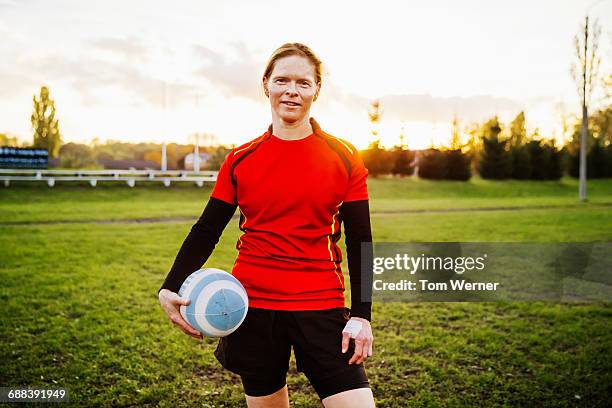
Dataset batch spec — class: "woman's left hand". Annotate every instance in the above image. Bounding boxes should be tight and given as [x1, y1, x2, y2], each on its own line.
[341, 317, 373, 365]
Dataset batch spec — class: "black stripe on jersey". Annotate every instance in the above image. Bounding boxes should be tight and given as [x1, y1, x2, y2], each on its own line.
[315, 135, 352, 176]
[309, 118, 352, 177]
[230, 135, 271, 186]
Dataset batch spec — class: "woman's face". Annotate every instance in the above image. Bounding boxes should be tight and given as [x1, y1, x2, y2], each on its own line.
[264, 55, 319, 125]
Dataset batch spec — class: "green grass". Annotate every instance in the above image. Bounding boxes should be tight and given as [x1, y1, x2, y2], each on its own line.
[1, 176, 611, 223]
[1, 177, 611, 407]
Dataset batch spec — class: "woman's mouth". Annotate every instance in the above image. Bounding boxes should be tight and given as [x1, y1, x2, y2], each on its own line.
[281, 101, 301, 107]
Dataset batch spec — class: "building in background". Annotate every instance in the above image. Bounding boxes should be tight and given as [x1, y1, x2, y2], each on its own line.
[182, 152, 210, 171]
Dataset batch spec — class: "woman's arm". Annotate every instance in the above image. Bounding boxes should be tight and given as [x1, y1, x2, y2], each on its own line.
[158, 197, 238, 294]
[339, 199, 373, 322]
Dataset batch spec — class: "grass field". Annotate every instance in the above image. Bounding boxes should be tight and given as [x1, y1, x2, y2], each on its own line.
[1, 176, 611, 407]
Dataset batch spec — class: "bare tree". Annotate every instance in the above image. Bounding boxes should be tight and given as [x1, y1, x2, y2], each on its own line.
[571, 16, 602, 201]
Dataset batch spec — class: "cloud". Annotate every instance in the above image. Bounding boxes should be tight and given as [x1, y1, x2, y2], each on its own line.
[319, 89, 523, 124]
[0, 0, 20, 9]
[378, 94, 523, 123]
[2, 53, 196, 107]
[193, 43, 264, 102]
[0, 71, 38, 97]
[89, 36, 149, 63]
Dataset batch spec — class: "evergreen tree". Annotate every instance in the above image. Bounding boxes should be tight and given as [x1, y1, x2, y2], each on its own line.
[590, 142, 608, 178]
[444, 149, 471, 181]
[526, 140, 549, 180]
[509, 111, 527, 148]
[361, 140, 392, 177]
[31, 86, 62, 157]
[511, 146, 532, 179]
[565, 106, 612, 178]
[545, 141, 563, 180]
[390, 126, 414, 176]
[418, 148, 447, 180]
[390, 146, 414, 176]
[477, 117, 512, 179]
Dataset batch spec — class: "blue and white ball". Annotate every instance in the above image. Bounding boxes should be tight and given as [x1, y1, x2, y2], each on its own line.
[178, 268, 248, 338]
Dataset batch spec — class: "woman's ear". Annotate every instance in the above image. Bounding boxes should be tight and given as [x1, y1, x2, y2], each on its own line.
[313, 82, 321, 101]
[262, 77, 269, 98]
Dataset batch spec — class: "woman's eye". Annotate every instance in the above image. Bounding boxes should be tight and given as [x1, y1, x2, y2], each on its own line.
[275, 79, 286, 84]
[300, 82, 310, 87]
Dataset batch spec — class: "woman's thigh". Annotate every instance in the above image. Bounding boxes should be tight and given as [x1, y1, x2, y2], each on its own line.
[288, 308, 371, 400]
[214, 308, 291, 379]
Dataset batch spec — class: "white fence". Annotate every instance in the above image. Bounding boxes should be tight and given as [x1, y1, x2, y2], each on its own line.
[0, 169, 219, 188]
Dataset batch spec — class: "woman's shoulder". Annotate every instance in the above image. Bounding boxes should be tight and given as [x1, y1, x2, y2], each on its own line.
[316, 128, 359, 158]
[228, 132, 270, 160]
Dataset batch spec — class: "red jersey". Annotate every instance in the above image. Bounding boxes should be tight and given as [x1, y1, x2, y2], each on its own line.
[211, 119, 369, 311]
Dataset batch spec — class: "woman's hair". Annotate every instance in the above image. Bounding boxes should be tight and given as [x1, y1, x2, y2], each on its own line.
[262, 43, 322, 96]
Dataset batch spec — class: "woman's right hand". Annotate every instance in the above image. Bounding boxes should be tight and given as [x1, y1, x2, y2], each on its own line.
[158, 289, 203, 340]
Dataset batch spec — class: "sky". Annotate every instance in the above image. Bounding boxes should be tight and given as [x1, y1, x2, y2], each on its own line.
[1, 0, 611, 149]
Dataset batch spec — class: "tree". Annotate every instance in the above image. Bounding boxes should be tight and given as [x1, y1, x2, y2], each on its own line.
[58, 143, 96, 168]
[590, 105, 612, 147]
[509, 111, 527, 148]
[510, 145, 532, 179]
[418, 149, 447, 180]
[477, 117, 512, 179]
[604, 72, 612, 105]
[0, 133, 20, 147]
[361, 140, 392, 177]
[444, 149, 471, 181]
[546, 140, 563, 180]
[464, 123, 481, 155]
[526, 140, 550, 180]
[571, 16, 601, 200]
[566, 106, 612, 178]
[389, 126, 414, 177]
[31, 86, 62, 157]
[390, 146, 414, 177]
[206, 145, 233, 170]
[555, 101, 574, 146]
[463, 122, 481, 174]
[368, 100, 381, 145]
[450, 116, 463, 150]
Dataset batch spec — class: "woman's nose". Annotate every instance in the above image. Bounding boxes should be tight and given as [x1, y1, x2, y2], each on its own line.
[285, 82, 298, 95]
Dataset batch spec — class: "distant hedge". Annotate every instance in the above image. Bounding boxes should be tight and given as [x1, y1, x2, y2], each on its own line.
[418, 149, 471, 181]
[478, 137, 562, 181]
[568, 143, 612, 179]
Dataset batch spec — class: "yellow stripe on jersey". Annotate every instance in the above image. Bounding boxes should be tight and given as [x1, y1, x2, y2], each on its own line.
[233, 135, 265, 157]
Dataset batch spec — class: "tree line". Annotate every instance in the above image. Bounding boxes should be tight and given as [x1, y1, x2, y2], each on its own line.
[360, 107, 611, 181]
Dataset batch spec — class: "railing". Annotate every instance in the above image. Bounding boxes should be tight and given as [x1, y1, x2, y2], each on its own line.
[0, 169, 219, 187]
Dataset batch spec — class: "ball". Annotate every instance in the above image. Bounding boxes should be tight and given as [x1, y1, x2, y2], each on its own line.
[178, 268, 248, 338]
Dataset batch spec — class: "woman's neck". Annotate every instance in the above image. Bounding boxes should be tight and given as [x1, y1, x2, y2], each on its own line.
[270, 115, 313, 140]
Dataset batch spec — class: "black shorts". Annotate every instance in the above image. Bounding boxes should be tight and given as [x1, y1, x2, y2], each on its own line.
[213, 307, 370, 400]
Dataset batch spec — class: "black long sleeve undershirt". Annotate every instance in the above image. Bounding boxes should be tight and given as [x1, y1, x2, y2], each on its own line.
[159, 197, 237, 294]
[158, 197, 374, 322]
[339, 199, 374, 321]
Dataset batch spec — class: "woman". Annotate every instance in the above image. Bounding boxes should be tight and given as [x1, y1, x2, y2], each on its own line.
[159, 43, 376, 408]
